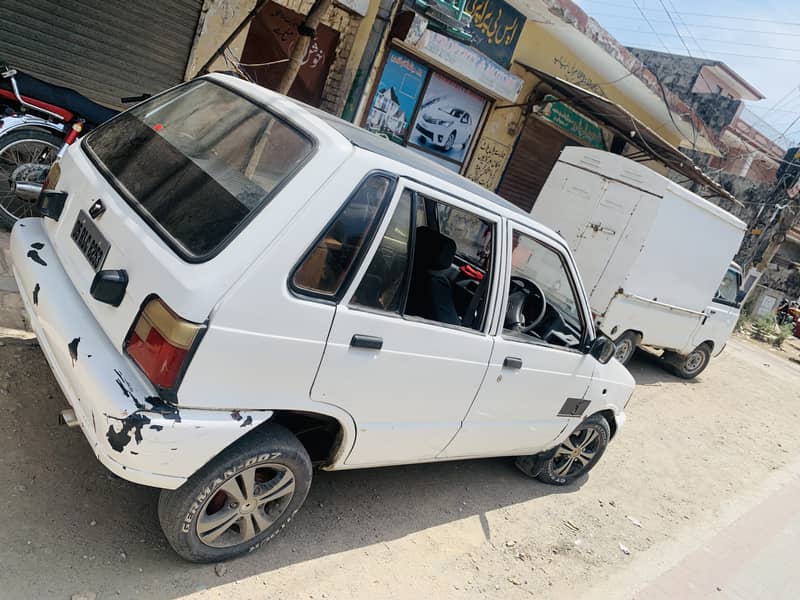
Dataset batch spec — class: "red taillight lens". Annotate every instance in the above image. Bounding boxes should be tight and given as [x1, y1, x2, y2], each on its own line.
[125, 298, 201, 389]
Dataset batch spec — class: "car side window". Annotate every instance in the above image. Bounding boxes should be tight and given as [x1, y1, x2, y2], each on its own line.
[293, 174, 394, 297]
[504, 230, 586, 349]
[352, 190, 413, 312]
[351, 188, 495, 331]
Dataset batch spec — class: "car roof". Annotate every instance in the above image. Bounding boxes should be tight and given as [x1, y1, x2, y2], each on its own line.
[303, 106, 526, 212]
[207, 74, 563, 243]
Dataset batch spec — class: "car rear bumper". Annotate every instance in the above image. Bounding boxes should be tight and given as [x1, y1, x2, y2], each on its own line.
[10, 218, 271, 489]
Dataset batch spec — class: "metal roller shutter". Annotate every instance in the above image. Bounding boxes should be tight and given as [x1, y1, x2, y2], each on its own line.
[497, 116, 571, 213]
[0, 0, 203, 110]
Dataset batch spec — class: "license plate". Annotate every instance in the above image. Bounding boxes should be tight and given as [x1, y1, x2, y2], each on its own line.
[71, 210, 110, 272]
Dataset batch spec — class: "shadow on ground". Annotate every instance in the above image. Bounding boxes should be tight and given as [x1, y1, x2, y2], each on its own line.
[0, 340, 600, 599]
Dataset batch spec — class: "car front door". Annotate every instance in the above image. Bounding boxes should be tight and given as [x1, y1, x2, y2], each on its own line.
[310, 180, 502, 467]
[441, 221, 598, 459]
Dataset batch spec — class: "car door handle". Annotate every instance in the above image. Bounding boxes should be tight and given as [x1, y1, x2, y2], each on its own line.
[503, 356, 523, 369]
[350, 335, 383, 350]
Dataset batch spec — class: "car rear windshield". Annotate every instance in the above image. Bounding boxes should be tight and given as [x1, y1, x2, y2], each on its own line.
[84, 80, 314, 258]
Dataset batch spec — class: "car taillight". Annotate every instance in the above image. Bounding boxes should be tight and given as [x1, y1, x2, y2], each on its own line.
[125, 297, 202, 390]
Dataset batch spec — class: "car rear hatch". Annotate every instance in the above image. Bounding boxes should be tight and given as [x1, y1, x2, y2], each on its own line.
[37, 79, 318, 392]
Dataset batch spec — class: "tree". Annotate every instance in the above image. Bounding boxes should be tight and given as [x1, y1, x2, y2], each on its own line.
[276, 0, 333, 95]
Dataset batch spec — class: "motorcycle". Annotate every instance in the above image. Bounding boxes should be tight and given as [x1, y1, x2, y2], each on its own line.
[0, 66, 131, 228]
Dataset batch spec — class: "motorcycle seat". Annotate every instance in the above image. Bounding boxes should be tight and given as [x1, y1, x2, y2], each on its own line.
[0, 71, 118, 128]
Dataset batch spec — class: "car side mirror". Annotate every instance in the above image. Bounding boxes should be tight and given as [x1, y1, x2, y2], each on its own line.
[589, 337, 616, 364]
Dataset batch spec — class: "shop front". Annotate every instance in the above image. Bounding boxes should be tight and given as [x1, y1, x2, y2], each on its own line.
[358, 1, 525, 174]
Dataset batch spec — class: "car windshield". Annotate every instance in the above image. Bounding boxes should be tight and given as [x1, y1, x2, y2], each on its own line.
[84, 80, 314, 258]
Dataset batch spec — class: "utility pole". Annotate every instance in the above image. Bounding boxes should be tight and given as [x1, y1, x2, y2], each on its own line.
[277, 0, 333, 95]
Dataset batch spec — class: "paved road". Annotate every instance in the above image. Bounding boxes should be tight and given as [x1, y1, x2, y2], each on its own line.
[637, 468, 800, 599]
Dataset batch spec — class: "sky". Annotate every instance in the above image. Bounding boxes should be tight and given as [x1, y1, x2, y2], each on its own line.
[572, 0, 800, 148]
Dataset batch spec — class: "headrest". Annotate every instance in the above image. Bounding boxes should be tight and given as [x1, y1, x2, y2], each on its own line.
[414, 226, 456, 271]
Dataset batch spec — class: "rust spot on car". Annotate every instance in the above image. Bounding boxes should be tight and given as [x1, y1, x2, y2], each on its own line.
[149, 424, 164, 432]
[32, 283, 40, 306]
[30, 242, 44, 250]
[68, 337, 80, 366]
[27, 249, 47, 266]
[231, 410, 243, 421]
[240, 415, 253, 428]
[113, 369, 181, 423]
[106, 413, 151, 452]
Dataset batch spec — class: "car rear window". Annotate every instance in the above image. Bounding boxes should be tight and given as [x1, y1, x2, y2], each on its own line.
[84, 80, 314, 258]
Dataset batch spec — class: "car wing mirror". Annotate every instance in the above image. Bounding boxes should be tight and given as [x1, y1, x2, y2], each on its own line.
[589, 336, 616, 364]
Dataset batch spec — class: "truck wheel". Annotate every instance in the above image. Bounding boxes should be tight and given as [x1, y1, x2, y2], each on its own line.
[534, 414, 610, 486]
[664, 343, 711, 379]
[613, 331, 641, 365]
[158, 424, 312, 563]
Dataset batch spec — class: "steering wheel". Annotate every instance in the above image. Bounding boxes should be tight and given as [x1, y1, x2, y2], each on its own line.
[506, 276, 548, 333]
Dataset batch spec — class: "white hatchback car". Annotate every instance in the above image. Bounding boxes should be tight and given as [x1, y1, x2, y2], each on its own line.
[11, 74, 634, 562]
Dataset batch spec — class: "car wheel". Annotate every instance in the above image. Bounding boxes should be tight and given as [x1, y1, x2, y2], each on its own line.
[663, 343, 711, 379]
[535, 414, 610, 486]
[0, 128, 61, 229]
[613, 331, 641, 365]
[443, 131, 456, 152]
[158, 424, 312, 563]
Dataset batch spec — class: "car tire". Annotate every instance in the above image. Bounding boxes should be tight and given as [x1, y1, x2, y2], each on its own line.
[0, 128, 61, 229]
[535, 414, 611, 486]
[663, 343, 711, 379]
[158, 423, 312, 563]
[444, 131, 456, 152]
[613, 331, 641, 365]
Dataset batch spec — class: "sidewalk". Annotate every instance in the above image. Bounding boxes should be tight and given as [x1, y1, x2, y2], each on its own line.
[637, 470, 800, 599]
[0, 228, 27, 331]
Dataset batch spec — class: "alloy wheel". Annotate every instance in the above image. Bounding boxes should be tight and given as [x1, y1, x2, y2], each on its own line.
[196, 463, 296, 548]
[552, 426, 602, 478]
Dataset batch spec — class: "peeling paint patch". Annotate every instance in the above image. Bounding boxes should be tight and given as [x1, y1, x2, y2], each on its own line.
[231, 410, 243, 421]
[68, 337, 80, 366]
[240, 415, 253, 428]
[32, 283, 40, 306]
[30, 242, 44, 250]
[27, 249, 47, 266]
[106, 413, 151, 452]
[149, 424, 164, 432]
[113, 369, 181, 422]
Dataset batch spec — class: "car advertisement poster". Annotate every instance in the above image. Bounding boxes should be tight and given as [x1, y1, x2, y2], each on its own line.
[408, 72, 487, 166]
[364, 50, 428, 144]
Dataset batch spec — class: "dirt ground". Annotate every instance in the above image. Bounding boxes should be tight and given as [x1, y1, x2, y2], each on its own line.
[0, 317, 798, 600]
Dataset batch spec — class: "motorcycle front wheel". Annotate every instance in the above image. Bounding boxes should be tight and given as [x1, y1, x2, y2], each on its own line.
[0, 128, 62, 229]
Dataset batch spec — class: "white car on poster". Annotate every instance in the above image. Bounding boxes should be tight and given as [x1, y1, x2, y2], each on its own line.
[415, 101, 473, 151]
[11, 74, 633, 564]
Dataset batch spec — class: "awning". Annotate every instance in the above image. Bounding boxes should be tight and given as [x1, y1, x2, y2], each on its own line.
[517, 63, 739, 205]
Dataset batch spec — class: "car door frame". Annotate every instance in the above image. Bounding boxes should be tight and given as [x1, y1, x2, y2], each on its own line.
[313, 176, 507, 467]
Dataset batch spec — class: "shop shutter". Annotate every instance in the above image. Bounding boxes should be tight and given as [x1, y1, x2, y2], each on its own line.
[497, 117, 570, 213]
[0, 0, 203, 110]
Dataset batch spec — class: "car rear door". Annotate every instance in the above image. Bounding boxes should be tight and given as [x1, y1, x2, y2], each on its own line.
[310, 179, 501, 467]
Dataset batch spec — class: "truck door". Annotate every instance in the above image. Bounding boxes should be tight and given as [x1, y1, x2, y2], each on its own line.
[571, 180, 644, 307]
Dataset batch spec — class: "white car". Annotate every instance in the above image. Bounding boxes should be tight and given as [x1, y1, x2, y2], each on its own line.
[11, 74, 634, 563]
[416, 104, 473, 151]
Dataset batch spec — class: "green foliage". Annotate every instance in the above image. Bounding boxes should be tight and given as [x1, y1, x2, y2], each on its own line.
[751, 316, 777, 342]
[773, 322, 795, 348]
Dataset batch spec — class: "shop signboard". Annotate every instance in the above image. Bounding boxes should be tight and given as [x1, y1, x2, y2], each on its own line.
[409, 71, 488, 166]
[539, 95, 606, 150]
[414, 30, 523, 101]
[364, 50, 429, 144]
[465, 0, 524, 68]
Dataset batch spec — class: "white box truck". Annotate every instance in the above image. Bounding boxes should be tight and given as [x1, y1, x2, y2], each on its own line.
[531, 147, 746, 379]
